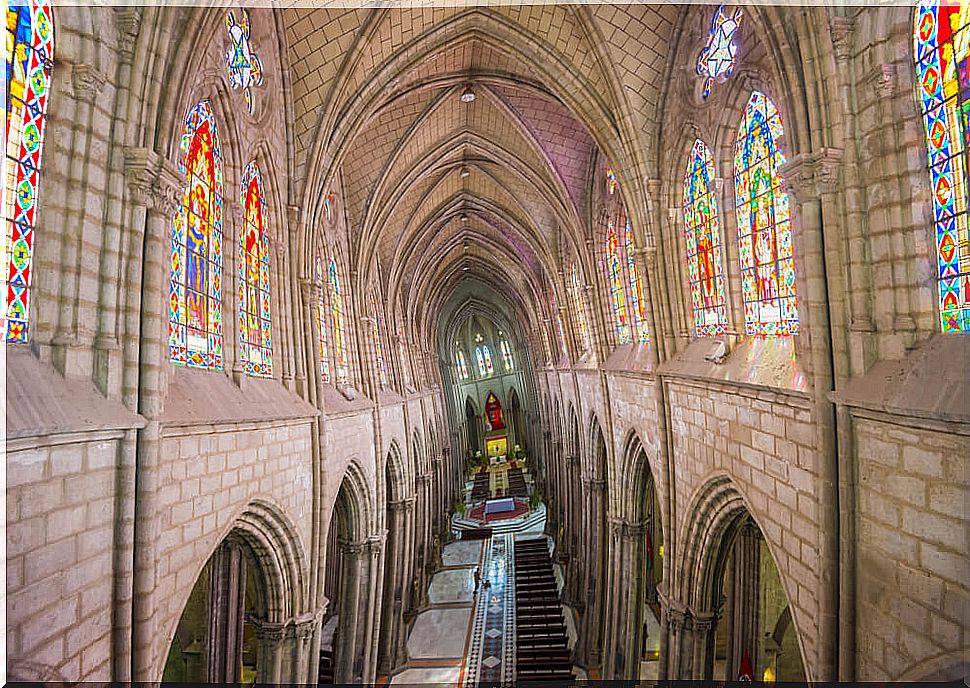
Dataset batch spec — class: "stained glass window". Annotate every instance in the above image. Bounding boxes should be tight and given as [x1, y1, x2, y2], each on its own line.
[324, 193, 334, 223]
[734, 91, 798, 335]
[329, 256, 349, 385]
[571, 263, 591, 351]
[697, 5, 743, 98]
[238, 161, 272, 377]
[914, 1, 970, 333]
[607, 222, 631, 344]
[475, 347, 486, 376]
[625, 222, 649, 344]
[170, 101, 225, 368]
[225, 10, 263, 114]
[4, 0, 53, 343]
[482, 345, 494, 374]
[501, 339, 514, 370]
[606, 167, 617, 195]
[314, 257, 331, 384]
[684, 139, 728, 336]
[369, 292, 388, 386]
[455, 349, 469, 380]
[555, 306, 567, 357]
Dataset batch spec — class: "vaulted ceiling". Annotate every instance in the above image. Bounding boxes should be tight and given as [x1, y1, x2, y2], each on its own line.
[280, 5, 679, 352]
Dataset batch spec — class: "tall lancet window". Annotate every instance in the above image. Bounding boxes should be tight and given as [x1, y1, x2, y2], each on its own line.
[314, 257, 330, 383]
[475, 347, 487, 377]
[914, 1, 970, 332]
[607, 221, 631, 344]
[684, 139, 727, 336]
[455, 349, 469, 380]
[501, 339, 514, 370]
[4, 0, 53, 343]
[239, 161, 273, 377]
[329, 256, 349, 385]
[482, 345, 494, 374]
[369, 292, 388, 386]
[625, 222, 649, 343]
[734, 91, 798, 335]
[170, 101, 225, 368]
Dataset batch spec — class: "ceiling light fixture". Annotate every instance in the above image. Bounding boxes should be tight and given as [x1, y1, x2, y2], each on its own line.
[460, 165, 470, 178]
[460, 213, 468, 223]
[460, 85, 476, 103]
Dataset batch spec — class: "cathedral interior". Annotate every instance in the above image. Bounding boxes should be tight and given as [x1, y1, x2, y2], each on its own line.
[4, 1, 970, 684]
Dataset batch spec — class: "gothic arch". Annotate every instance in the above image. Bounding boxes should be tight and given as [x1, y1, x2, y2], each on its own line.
[331, 460, 375, 543]
[385, 439, 407, 501]
[675, 473, 810, 680]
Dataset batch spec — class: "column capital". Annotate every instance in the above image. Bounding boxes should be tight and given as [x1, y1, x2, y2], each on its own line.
[72, 64, 107, 103]
[588, 478, 606, 493]
[255, 622, 286, 643]
[778, 148, 843, 202]
[339, 538, 365, 556]
[830, 15, 854, 62]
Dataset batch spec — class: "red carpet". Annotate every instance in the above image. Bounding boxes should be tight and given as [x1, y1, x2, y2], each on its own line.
[466, 500, 531, 524]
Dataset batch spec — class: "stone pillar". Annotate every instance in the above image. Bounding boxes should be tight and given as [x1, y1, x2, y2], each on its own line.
[586, 478, 606, 667]
[619, 521, 645, 679]
[290, 614, 319, 684]
[362, 535, 385, 684]
[691, 613, 719, 680]
[378, 501, 406, 675]
[255, 623, 285, 685]
[207, 543, 246, 683]
[726, 522, 761, 679]
[396, 498, 416, 667]
[335, 540, 363, 683]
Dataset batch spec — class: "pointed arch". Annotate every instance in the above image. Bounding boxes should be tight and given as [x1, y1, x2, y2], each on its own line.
[4, 0, 54, 343]
[914, 1, 970, 332]
[684, 138, 727, 336]
[170, 100, 225, 369]
[239, 160, 273, 377]
[734, 90, 798, 336]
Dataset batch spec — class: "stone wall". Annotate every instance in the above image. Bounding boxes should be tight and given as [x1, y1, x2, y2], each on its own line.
[7, 436, 123, 681]
[854, 415, 969, 680]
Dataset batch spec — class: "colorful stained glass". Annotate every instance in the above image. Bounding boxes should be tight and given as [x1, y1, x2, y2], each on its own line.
[475, 346, 486, 376]
[607, 221, 632, 344]
[697, 5, 743, 98]
[455, 349, 469, 380]
[369, 292, 388, 386]
[571, 263, 591, 351]
[684, 139, 728, 336]
[324, 193, 334, 223]
[734, 91, 798, 336]
[501, 339, 514, 370]
[914, 0, 970, 332]
[170, 101, 225, 368]
[625, 223, 649, 344]
[329, 256, 349, 385]
[606, 167, 617, 195]
[555, 305, 567, 357]
[4, 0, 53, 343]
[238, 161, 273, 377]
[482, 345, 494, 374]
[314, 256, 331, 384]
[225, 10, 263, 115]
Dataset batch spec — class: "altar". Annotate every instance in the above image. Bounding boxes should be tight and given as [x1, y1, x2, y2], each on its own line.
[484, 497, 516, 515]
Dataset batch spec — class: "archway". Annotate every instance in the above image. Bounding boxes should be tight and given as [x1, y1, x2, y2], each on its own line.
[162, 502, 309, 685]
[674, 477, 807, 682]
[162, 537, 268, 684]
[320, 473, 368, 684]
[377, 444, 411, 676]
[465, 396, 481, 461]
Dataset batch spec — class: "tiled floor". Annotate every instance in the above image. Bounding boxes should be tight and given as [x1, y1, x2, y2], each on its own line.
[428, 568, 476, 604]
[407, 607, 474, 660]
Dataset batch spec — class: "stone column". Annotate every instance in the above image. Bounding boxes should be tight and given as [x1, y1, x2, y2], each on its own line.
[290, 614, 319, 684]
[362, 535, 385, 684]
[586, 478, 607, 667]
[207, 543, 246, 683]
[691, 613, 719, 680]
[255, 623, 285, 685]
[726, 522, 761, 680]
[619, 521, 645, 680]
[378, 500, 406, 675]
[602, 517, 623, 678]
[396, 498, 416, 667]
[335, 540, 363, 683]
